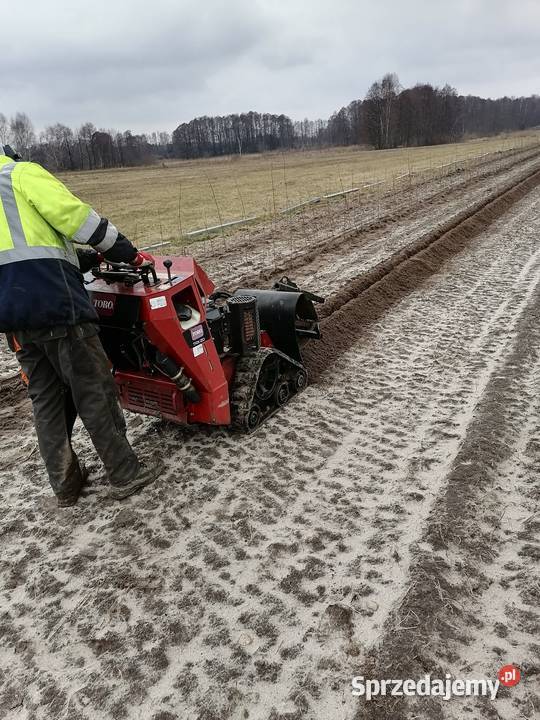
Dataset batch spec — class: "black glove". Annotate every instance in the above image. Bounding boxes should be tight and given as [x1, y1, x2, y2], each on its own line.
[76, 248, 102, 273]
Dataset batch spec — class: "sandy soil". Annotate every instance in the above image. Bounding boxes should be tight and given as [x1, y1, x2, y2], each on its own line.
[0, 157, 539, 720]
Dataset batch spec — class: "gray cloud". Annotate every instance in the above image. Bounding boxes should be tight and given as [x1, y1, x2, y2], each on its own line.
[2, 0, 539, 133]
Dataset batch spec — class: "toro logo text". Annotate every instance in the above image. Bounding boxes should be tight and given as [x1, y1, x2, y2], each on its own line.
[92, 293, 116, 317]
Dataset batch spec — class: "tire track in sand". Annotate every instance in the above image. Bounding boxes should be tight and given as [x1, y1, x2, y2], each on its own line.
[361, 191, 540, 720]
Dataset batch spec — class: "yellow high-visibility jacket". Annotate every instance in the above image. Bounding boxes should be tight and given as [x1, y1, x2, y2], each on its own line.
[0, 153, 136, 331]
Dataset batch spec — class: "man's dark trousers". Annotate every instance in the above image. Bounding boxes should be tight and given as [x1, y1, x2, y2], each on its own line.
[15, 323, 140, 498]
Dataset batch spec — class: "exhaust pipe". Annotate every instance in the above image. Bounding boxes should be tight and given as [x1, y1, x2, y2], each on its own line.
[154, 351, 200, 404]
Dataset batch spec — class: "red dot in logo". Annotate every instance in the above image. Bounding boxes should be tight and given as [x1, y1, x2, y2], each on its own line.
[498, 664, 521, 687]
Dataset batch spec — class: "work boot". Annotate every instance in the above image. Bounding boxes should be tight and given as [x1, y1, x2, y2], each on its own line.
[109, 462, 159, 500]
[57, 464, 89, 508]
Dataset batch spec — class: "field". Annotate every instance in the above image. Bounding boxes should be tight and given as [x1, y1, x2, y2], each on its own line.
[1, 136, 540, 720]
[58, 131, 540, 245]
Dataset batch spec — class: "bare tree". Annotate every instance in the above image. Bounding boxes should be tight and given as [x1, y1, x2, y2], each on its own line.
[77, 122, 97, 169]
[40, 124, 76, 170]
[92, 131, 115, 168]
[381, 73, 401, 147]
[0, 113, 9, 145]
[158, 131, 170, 147]
[365, 73, 401, 149]
[10, 112, 35, 153]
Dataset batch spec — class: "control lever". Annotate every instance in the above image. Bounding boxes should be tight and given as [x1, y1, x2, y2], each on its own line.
[164, 259, 173, 284]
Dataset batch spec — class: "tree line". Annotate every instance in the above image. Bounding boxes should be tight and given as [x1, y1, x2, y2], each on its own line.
[326, 73, 540, 149]
[2, 73, 539, 171]
[172, 112, 299, 157]
[0, 112, 169, 171]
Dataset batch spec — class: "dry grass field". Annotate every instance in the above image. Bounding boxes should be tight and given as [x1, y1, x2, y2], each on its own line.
[59, 131, 540, 247]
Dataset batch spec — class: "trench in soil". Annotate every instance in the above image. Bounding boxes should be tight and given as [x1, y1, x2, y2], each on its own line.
[303, 167, 540, 384]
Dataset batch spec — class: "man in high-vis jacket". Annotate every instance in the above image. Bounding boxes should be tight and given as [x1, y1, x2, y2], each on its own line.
[0, 144, 158, 506]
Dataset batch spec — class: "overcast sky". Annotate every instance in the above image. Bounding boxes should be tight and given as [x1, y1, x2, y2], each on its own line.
[2, 0, 539, 134]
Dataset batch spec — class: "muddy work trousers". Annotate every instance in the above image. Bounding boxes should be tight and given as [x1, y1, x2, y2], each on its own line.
[14, 323, 140, 498]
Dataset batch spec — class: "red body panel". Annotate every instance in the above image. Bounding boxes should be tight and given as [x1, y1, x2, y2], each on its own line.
[87, 255, 232, 425]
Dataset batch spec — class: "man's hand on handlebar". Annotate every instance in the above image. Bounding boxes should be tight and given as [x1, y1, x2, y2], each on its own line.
[131, 251, 156, 268]
[91, 249, 158, 286]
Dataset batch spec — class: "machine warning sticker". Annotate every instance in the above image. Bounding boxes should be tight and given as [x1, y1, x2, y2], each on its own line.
[149, 296, 167, 310]
[193, 344, 204, 357]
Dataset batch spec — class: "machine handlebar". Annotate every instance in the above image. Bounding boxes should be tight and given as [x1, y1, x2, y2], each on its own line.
[91, 261, 159, 287]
